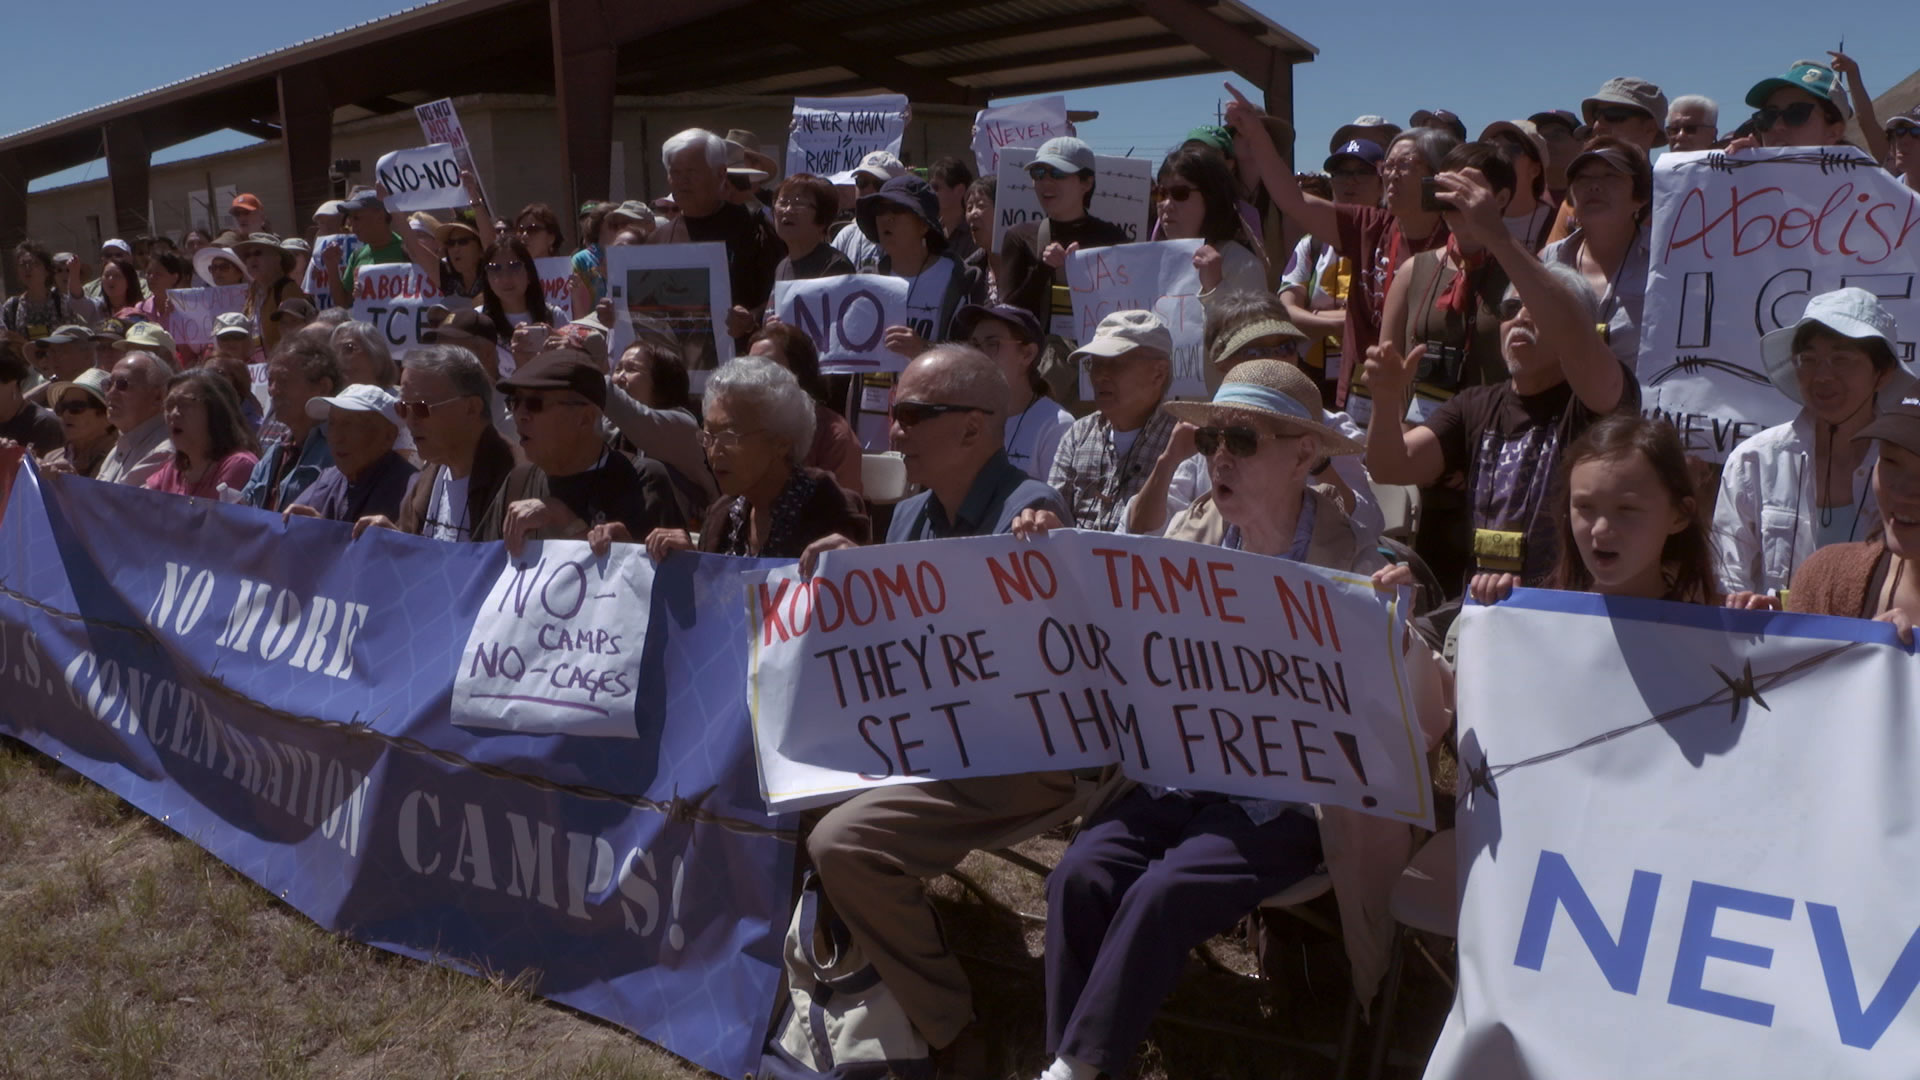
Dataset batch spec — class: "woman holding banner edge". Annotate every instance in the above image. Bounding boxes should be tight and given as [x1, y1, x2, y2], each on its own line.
[1010, 359, 1451, 1080]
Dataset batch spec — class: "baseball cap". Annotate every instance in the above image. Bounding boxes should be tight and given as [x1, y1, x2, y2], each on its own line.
[101, 238, 132, 257]
[1068, 310, 1172, 365]
[1746, 60, 1851, 118]
[1856, 395, 1920, 458]
[1761, 288, 1906, 404]
[1582, 78, 1669, 145]
[1324, 139, 1386, 172]
[313, 200, 347, 220]
[114, 322, 177, 354]
[1183, 125, 1235, 159]
[1329, 115, 1401, 154]
[852, 151, 908, 184]
[42, 324, 93, 345]
[305, 383, 402, 429]
[231, 193, 263, 212]
[603, 200, 653, 229]
[91, 318, 131, 342]
[952, 303, 1043, 345]
[47, 368, 113, 410]
[420, 307, 498, 344]
[1410, 109, 1467, 140]
[339, 191, 386, 214]
[543, 322, 609, 370]
[213, 312, 255, 339]
[1886, 104, 1920, 136]
[498, 348, 607, 409]
[1528, 109, 1581, 133]
[270, 298, 318, 324]
[1031, 136, 1096, 175]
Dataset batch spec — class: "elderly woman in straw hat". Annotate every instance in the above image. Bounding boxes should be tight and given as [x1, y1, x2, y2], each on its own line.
[1011, 361, 1451, 1080]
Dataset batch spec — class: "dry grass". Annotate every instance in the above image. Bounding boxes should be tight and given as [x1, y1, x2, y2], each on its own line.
[0, 736, 1449, 1079]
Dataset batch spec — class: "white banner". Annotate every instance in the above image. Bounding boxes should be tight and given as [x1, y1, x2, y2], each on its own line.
[785, 94, 910, 180]
[1067, 239, 1206, 399]
[606, 243, 734, 380]
[165, 284, 248, 346]
[746, 531, 1434, 822]
[374, 144, 471, 214]
[349, 264, 470, 355]
[452, 542, 653, 738]
[971, 96, 1069, 180]
[992, 147, 1152, 252]
[772, 274, 910, 374]
[1427, 593, 1920, 1078]
[536, 255, 575, 322]
[415, 98, 487, 207]
[1641, 147, 1920, 460]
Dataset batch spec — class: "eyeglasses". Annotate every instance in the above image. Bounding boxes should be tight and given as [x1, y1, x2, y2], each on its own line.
[1665, 122, 1710, 136]
[699, 427, 764, 449]
[1752, 102, 1821, 131]
[55, 400, 101, 415]
[968, 336, 1012, 354]
[772, 197, 810, 212]
[1792, 351, 1873, 375]
[503, 393, 589, 415]
[1593, 106, 1649, 124]
[514, 224, 550, 236]
[1027, 164, 1080, 182]
[891, 401, 991, 428]
[106, 375, 136, 392]
[486, 261, 529, 275]
[1154, 184, 1197, 203]
[1193, 425, 1272, 458]
[395, 395, 467, 420]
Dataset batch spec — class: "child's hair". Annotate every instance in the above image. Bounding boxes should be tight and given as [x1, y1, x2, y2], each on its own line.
[1545, 415, 1720, 604]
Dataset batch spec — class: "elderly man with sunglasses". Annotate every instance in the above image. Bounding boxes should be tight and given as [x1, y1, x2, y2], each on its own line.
[793, 343, 1076, 1073]
[96, 349, 176, 486]
[353, 345, 519, 542]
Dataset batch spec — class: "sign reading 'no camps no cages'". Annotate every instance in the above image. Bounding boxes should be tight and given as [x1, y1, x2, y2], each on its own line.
[375, 144, 472, 214]
[747, 530, 1436, 825]
[1640, 147, 1920, 461]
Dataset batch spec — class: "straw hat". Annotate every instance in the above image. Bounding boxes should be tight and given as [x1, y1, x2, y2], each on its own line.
[1165, 359, 1362, 455]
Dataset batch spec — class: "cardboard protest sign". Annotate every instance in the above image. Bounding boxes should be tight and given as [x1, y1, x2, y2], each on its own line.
[1067, 240, 1206, 398]
[747, 531, 1435, 823]
[1427, 592, 1920, 1079]
[785, 94, 910, 179]
[772, 274, 911, 374]
[374, 144, 471, 214]
[606, 244, 733, 380]
[453, 541, 653, 738]
[165, 284, 248, 346]
[349, 263, 467, 355]
[971, 96, 1069, 179]
[305, 234, 360, 307]
[1642, 148, 1920, 460]
[992, 147, 1152, 252]
[414, 98, 487, 207]
[536, 256, 575, 322]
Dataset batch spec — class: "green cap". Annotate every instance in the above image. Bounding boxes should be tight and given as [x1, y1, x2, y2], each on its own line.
[1745, 60, 1851, 118]
[1183, 125, 1235, 159]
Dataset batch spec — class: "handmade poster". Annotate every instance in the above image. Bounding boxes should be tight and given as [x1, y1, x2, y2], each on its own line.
[1428, 592, 1920, 1078]
[414, 98, 487, 206]
[972, 96, 1069, 179]
[993, 147, 1153, 252]
[785, 94, 910, 179]
[305, 234, 360, 305]
[1067, 239, 1206, 398]
[606, 243, 733, 378]
[165, 284, 248, 346]
[535, 256, 575, 322]
[772, 274, 911, 373]
[452, 541, 652, 738]
[747, 531, 1437, 824]
[1641, 147, 1920, 460]
[349, 264, 462, 355]
[374, 144, 471, 214]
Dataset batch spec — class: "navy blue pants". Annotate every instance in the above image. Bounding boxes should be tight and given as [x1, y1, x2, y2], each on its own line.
[1044, 787, 1323, 1072]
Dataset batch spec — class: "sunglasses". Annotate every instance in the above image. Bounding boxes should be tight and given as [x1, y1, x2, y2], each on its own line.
[892, 401, 991, 428]
[1193, 425, 1271, 458]
[1154, 184, 1197, 203]
[1665, 122, 1710, 136]
[1593, 105, 1649, 124]
[395, 395, 466, 420]
[1231, 340, 1301, 362]
[1329, 165, 1377, 179]
[55, 399, 102, 415]
[503, 393, 588, 415]
[1027, 164, 1079, 182]
[444, 235, 477, 248]
[485, 261, 529, 275]
[1751, 102, 1821, 131]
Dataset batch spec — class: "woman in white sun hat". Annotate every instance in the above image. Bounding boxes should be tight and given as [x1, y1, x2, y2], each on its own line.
[1716, 287, 1914, 607]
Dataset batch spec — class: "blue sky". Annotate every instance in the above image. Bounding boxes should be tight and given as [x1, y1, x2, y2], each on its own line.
[6, 0, 1916, 192]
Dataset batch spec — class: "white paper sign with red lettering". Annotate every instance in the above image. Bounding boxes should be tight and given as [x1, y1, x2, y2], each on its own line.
[745, 531, 1436, 821]
[971, 96, 1069, 179]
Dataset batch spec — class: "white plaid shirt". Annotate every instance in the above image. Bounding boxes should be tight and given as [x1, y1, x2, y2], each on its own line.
[1047, 408, 1178, 532]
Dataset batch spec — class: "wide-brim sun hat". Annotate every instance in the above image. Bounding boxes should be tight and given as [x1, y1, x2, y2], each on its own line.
[1211, 318, 1308, 371]
[1165, 359, 1363, 456]
[1760, 287, 1908, 404]
[192, 245, 251, 286]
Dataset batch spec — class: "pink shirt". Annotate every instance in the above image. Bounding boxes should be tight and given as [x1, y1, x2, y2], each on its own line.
[144, 451, 259, 499]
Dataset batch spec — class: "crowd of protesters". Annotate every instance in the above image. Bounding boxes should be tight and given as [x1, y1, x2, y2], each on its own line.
[1, 49, 1919, 1080]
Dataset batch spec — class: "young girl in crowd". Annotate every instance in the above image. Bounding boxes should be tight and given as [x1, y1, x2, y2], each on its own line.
[1471, 414, 1719, 607]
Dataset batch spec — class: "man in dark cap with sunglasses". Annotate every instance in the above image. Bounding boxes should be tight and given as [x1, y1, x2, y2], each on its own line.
[478, 348, 678, 554]
[796, 343, 1077, 1074]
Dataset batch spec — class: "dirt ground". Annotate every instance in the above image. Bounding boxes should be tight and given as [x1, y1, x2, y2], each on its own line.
[0, 736, 1451, 1079]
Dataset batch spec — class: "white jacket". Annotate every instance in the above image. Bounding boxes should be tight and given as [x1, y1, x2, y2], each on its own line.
[1712, 411, 1879, 596]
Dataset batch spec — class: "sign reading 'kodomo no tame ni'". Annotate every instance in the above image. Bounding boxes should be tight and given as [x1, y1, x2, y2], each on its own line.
[747, 531, 1440, 825]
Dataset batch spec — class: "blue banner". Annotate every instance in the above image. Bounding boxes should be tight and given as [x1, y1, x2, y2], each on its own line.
[0, 461, 795, 1078]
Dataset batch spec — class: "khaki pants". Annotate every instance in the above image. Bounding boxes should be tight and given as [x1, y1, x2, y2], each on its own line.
[805, 771, 1084, 1048]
